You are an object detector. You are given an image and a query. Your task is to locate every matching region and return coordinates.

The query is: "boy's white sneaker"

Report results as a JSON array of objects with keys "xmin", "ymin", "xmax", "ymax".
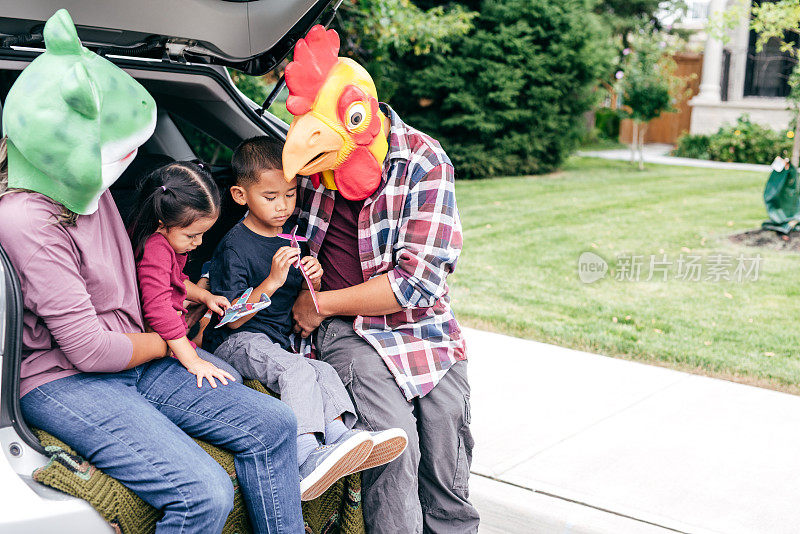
[
  {"xmin": 340, "ymin": 428, "xmax": 408, "ymax": 474},
  {"xmin": 299, "ymin": 432, "xmax": 373, "ymax": 501}
]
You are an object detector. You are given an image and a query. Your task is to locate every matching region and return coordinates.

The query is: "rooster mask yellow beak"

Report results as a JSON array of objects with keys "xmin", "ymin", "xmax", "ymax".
[{"xmin": 281, "ymin": 25, "xmax": 388, "ymax": 201}]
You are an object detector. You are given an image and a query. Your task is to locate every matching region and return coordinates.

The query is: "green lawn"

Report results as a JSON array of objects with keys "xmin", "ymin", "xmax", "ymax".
[
  {"xmin": 578, "ymin": 139, "xmax": 629, "ymax": 152},
  {"xmin": 451, "ymin": 157, "xmax": 800, "ymax": 393}
]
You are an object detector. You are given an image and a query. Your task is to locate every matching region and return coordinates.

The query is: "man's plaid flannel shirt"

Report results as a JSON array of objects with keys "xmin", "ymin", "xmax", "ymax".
[{"xmin": 294, "ymin": 104, "xmax": 466, "ymax": 400}]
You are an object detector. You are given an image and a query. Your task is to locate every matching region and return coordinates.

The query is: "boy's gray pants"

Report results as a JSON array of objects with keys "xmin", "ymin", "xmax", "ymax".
[
  {"xmin": 213, "ymin": 331, "xmax": 357, "ymax": 436},
  {"xmin": 316, "ymin": 318, "xmax": 480, "ymax": 534}
]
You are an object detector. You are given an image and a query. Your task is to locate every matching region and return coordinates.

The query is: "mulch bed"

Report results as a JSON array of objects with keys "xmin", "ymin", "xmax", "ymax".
[{"xmin": 729, "ymin": 228, "xmax": 800, "ymax": 252}]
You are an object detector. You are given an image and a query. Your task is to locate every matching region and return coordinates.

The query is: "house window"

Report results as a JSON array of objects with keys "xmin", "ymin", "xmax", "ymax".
[
  {"xmin": 686, "ymin": 0, "xmax": 710, "ymax": 22},
  {"xmin": 743, "ymin": 30, "xmax": 798, "ymax": 97}
]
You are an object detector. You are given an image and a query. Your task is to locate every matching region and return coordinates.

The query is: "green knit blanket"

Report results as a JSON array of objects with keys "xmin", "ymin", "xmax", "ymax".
[{"xmin": 31, "ymin": 380, "xmax": 365, "ymax": 534}]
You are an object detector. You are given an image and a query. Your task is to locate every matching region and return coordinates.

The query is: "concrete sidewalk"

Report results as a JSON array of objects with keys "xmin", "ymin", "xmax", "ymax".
[
  {"xmin": 464, "ymin": 327, "xmax": 800, "ymax": 534},
  {"xmin": 577, "ymin": 144, "xmax": 771, "ymax": 172}
]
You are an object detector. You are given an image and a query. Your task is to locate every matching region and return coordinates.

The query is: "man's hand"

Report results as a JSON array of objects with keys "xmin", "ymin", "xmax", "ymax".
[
  {"xmin": 291, "ymin": 275, "xmax": 403, "ymax": 336},
  {"xmin": 292, "ymin": 289, "xmax": 326, "ymax": 337}
]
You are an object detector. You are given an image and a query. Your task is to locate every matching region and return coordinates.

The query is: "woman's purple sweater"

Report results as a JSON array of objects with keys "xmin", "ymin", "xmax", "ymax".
[{"xmin": 0, "ymin": 191, "xmax": 143, "ymax": 397}]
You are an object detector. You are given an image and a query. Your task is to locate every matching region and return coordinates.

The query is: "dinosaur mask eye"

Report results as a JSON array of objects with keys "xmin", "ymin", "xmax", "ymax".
[{"xmin": 345, "ymin": 102, "xmax": 369, "ymax": 132}]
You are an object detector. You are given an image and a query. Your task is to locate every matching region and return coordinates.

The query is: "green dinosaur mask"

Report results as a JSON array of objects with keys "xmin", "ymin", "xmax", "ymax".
[{"xmin": 3, "ymin": 9, "xmax": 156, "ymax": 215}]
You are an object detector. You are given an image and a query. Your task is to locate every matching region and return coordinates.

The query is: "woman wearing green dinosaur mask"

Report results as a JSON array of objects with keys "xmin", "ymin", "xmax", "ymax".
[{"xmin": 0, "ymin": 10, "xmax": 304, "ymax": 533}]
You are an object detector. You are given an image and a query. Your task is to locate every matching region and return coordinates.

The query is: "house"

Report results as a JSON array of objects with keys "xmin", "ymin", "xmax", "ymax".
[{"xmin": 690, "ymin": 0, "xmax": 795, "ymax": 134}]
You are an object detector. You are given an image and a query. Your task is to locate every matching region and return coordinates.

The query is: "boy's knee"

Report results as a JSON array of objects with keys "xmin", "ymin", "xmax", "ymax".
[
  {"xmin": 273, "ymin": 399, "xmax": 298, "ymax": 438},
  {"xmin": 310, "ymin": 359, "xmax": 341, "ymax": 382},
  {"xmin": 286, "ymin": 357, "xmax": 317, "ymax": 381}
]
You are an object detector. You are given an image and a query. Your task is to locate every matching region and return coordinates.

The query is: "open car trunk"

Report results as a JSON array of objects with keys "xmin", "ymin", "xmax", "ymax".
[{"xmin": 0, "ymin": 0, "xmax": 337, "ymax": 75}]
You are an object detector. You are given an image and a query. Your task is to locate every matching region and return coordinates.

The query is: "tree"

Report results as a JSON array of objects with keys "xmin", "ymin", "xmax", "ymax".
[
  {"xmin": 388, "ymin": 0, "xmax": 610, "ymax": 178},
  {"xmin": 331, "ymin": 0, "xmax": 476, "ymax": 100},
  {"xmin": 595, "ymin": 0, "xmax": 678, "ymax": 35},
  {"xmin": 594, "ymin": 1, "xmax": 687, "ymax": 103},
  {"xmin": 749, "ymin": 0, "xmax": 800, "ymax": 166},
  {"xmin": 714, "ymin": 0, "xmax": 800, "ymax": 166},
  {"xmin": 229, "ymin": 71, "xmax": 293, "ymax": 124},
  {"xmin": 229, "ymin": 1, "xmax": 476, "ymax": 125},
  {"xmin": 618, "ymin": 35, "xmax": 688, "ymax": 170}
]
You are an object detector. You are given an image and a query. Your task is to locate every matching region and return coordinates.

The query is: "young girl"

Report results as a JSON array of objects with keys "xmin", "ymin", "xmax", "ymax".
[{"xmin": 128, "ymin": 162, "xmax": 239, "ymax": 388}]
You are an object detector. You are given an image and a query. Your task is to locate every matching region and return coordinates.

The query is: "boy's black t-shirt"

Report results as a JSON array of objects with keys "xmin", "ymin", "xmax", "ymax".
[{"xmin": 204, "ymin": 222, "xmax": 304, "ymax": 353}]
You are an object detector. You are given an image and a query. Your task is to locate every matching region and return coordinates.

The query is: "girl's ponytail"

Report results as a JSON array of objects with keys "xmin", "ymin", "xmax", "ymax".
[{"xmin": 127, "ymin": 161, "xmax": 220, "ymax": 259}]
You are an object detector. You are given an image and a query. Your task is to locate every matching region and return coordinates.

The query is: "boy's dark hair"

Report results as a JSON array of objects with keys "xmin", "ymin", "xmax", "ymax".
[
  {"xmin": 127, "ymin": 161, "xmax": 221, "ymax": 259},
  {"xmin": 232, "ymin": 136, "xmax": 284, "ymax": 186}
]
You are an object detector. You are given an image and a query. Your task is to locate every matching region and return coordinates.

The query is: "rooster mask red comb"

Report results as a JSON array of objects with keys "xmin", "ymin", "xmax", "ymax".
[{"xmin": 282, "ymin": 25, "xmax": 388, "ymax": 201}]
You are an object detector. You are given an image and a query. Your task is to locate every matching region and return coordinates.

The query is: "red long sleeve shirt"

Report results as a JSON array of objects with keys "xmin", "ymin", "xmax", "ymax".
[{"xmin": 136, "ymin": 233, "xmax": 190, "ymax": 341}]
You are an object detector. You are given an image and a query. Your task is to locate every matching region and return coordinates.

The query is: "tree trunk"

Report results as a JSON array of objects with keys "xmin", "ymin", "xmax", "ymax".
[
  {"xmin": 638, "ymin": 122, "xmax": 647, "ymax": 171},
  {"xmin": 792, "ymin": 115, "xmax": 800, "ymax": 168},
  {"xmin": 630, "ymin": 121, "xmax": 638, "ymax": 164}
]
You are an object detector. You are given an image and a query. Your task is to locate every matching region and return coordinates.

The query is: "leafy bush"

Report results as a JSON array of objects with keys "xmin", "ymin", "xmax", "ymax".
[
  {"xmin": 673, "ymin": 115, "xmax": 792, "ymax": 164},
  {"xmin": 229, "ymin": 71, "xmax": 294, "ymax": 125},
  {"xmin": 673, "ymin": 133, "xmax": 711, "ymax": 160},
  {"xmin": 594, "ymin": 108, "xmax": 622, "ymax": 140},
  {"xmin": 332, "ymin": 0, "xmax": 477, "ymax": 106},
  {"xmin": 387, "ymin": 0, "xmax": 609, "ymax": 178}
]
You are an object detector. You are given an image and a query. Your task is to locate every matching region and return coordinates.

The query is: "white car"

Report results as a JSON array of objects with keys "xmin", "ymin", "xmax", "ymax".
[{"xmin": 0, "ymin": 1, "xmax": 337, "ymax": 531}]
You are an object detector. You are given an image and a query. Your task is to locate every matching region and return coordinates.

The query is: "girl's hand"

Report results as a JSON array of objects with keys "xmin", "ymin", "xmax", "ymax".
[
  {"xmin": 204, "ymin": 293, "xmax": 230, "ymax": 316},
  {"xmin": 184, "ymin": 357, "xmax": 236, "ymax": 388},
  {"xmin": 267, "ymin": 246, "xmax": 301, "ymax": 288},
  {"xmin": 301, "ymin": 256, "xmax": 323, "ymax": 281}
]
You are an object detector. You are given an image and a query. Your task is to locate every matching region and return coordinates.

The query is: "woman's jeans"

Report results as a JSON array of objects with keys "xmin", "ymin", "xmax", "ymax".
[{"xmin": 21, "ymin": 357, "xmax": 303, "ymax": 534}]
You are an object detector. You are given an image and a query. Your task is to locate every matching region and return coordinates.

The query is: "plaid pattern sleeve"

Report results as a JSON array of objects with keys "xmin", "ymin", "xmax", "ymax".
[
  {"xmin": 297, "ymin": 104, "xmax": 466, "ymax": 400},
  {"xmin": 386, "ymin": 162, "xmax": 461, "ymax": 309}
]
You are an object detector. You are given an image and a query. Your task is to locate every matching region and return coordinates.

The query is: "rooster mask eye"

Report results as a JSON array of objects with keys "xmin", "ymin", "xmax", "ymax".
[{"xmin": 346, "ymin": 102, "xmax": 368, "ymax": 132}]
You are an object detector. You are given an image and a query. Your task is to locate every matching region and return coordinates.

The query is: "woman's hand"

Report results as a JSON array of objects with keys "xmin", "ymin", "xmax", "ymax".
[
  {"xmin": 184, "ymin": 357, "xmax": 236, "ymax": 388},
  {"xmin": 203, "ymin": 293, "xmax": 230, "ymax": 316}
]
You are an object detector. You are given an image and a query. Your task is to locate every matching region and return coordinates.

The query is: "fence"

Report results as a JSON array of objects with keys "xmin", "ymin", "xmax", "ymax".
[{"xmin": 619, "ymin": 52, "xmax": 703, "ymax": 145}]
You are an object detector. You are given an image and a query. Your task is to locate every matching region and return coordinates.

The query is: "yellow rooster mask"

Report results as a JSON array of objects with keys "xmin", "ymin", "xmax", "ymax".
[{"xmin": 282, "ymin": 25, "xmax": 388, "ymax": 201}]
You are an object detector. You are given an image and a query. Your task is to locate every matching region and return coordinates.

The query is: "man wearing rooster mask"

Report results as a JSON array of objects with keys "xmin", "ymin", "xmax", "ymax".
[{"xmin": 283, "ymin": 25, "xmax": 480, "ymax": 533}]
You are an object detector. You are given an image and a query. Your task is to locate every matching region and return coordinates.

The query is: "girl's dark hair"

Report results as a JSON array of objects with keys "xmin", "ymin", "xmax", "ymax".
[{"xmin": 127, "ymin": 161, "xmax": 220, "ymax": 259}]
